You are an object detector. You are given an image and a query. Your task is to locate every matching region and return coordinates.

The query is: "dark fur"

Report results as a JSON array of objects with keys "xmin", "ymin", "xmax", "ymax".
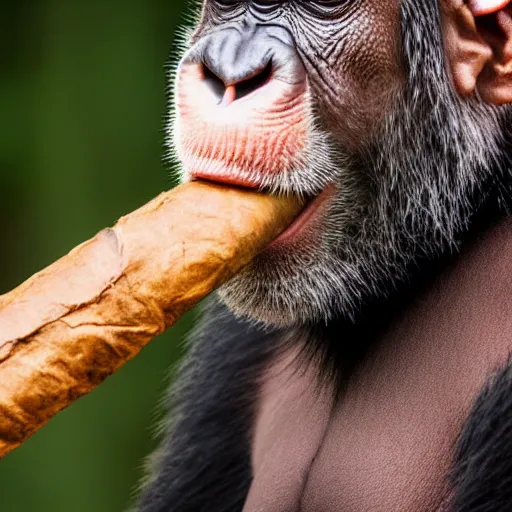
[
  {"xmin": 450, "ymin": 358, "xmax": 512, "ymax": 512},
  {"xmin": 137, "ymin": 299, "xmax": 282, "ymax": 512}
]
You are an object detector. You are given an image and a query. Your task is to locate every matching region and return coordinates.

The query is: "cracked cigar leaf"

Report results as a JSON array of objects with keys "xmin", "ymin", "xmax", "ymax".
[{"xmin": 0, "ymin": 181, "xmax": 302, "ymax": 458}]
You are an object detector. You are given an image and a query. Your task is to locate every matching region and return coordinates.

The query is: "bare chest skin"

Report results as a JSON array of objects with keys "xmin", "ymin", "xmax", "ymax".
[{"xmin": 247, "ymin": 217, "xmax": 512, "ymax": 512}]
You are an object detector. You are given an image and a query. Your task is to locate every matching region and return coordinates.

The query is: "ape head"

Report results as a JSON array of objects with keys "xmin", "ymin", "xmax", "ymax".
[{"xmin": 172, "ymin": 0, "xmax": 512, "ymax": 326}]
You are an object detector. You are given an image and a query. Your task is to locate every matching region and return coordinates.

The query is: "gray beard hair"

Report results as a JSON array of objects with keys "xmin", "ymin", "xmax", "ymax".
[{"xmin": 217, "ymin": 0, "xmax": 512, "ymax": 327}]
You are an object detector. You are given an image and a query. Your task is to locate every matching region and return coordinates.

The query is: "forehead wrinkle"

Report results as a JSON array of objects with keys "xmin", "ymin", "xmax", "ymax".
[{"xmin": 247, "ymin": 8, "xmax": 283, "ymax": 23}]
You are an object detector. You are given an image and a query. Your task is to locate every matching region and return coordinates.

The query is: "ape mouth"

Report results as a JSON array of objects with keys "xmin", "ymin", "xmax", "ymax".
[
  {"xmin": 190, "ymin": 172, "xmax": 332, "ymax": 248},
  {"xmin": 190, "ymin": 169, "xmax": 265, "ymax": 190},
  {"xmin": 268, "ymin": 184, "xmax": 333, "ymax": 248}
]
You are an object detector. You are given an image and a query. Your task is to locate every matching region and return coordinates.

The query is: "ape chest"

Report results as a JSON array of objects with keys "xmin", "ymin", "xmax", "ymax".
[{"xmin": 246, "ymin": 219, "xmax": 512, "ymax": 512}]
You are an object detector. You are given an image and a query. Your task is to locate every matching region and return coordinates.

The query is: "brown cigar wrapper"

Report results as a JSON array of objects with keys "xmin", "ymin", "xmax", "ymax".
[{"xmin": 0, "ymin": 181, "xmax": 302, "ymax": 458}]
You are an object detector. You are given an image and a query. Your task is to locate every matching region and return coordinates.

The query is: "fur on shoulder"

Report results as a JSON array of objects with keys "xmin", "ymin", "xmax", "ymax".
[{"xmin": 136, "ymin": 297, "xmax": 281, "ymax": 512}]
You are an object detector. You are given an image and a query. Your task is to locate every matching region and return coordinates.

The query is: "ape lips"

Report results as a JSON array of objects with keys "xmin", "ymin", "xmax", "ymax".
[
  {"xmin": 176, "ymin": 63, "xmax": 311, "ymax": 187},
  {"xmin": 0, "ymin": 181, "xmax": 303, "ymax": 458}
]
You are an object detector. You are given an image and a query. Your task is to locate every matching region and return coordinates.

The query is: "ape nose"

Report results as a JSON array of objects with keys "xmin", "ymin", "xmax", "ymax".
[
  {"xmin": 176, "ymin": 24, "xmax": 309, "ymax": 186},
  {"xmin": 202, "ymin": 60, "xmax": 274, "ymax": 105},
  {"xmin": 193, "ymin": 25, "xmax": 301, "ymax": 106}
]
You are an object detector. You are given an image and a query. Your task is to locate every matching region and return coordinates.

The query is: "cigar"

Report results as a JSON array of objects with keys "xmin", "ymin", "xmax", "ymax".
[{"xmin": 0, "ymin": 181, "xmax": 302, "ymax": 458}]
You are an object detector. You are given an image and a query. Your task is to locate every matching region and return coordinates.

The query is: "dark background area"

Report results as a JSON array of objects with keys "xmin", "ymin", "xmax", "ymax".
[{"xmin": 0, "ymin": 1, "xmax": 193, "ymax": 510}]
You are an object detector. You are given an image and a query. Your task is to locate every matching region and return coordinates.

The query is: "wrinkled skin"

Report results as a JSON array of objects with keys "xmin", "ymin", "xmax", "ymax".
[
  {"xmin": 173, "ymin": 0, "xmax": 510, "ymax": 326},
  {"xmin": 195, "ymin": 1, "xmax": 402, "ymax": 147}
]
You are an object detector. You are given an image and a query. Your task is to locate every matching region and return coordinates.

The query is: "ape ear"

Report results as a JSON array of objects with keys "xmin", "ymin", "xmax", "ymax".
[
  {"xmin": 443, "ymin": 0, "xmax": 512, "ymax": 104},
  {"xmin": 468, "ymin": 0, "xmax": 511, "ymax": 16}
]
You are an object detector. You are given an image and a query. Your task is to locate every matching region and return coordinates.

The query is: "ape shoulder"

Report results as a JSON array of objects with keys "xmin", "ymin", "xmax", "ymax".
[
  {"xmin": 136, "ymin": 297, "xmax": 282, "ymax": 512},
  {"xmin": 450, "ymin": 357, "xmax": 512, "ymax": 512}
]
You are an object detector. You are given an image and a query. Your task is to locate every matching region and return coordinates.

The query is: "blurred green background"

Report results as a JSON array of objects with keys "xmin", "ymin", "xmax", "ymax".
[{"xmin": 0, "ymin": 1, "xmax": 194, "ymax": 510}]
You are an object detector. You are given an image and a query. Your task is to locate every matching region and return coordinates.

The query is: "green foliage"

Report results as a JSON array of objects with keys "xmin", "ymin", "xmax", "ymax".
[{"xmin": 0, "ymin": 1, "xmax": 192, "ymax": 510}]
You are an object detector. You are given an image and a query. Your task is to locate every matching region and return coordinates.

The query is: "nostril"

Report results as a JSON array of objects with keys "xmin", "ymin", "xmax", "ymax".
[
  {"xmin": 234, "ymin": 61, "xmax": 273, "ymax": 101},
  {"xmin": 201, "ymin": 61, "xmax": 274, "ymax": 105},
  {"xmin": 202, "ymin": 64, "xmax": 227, "ymax": 104}
]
